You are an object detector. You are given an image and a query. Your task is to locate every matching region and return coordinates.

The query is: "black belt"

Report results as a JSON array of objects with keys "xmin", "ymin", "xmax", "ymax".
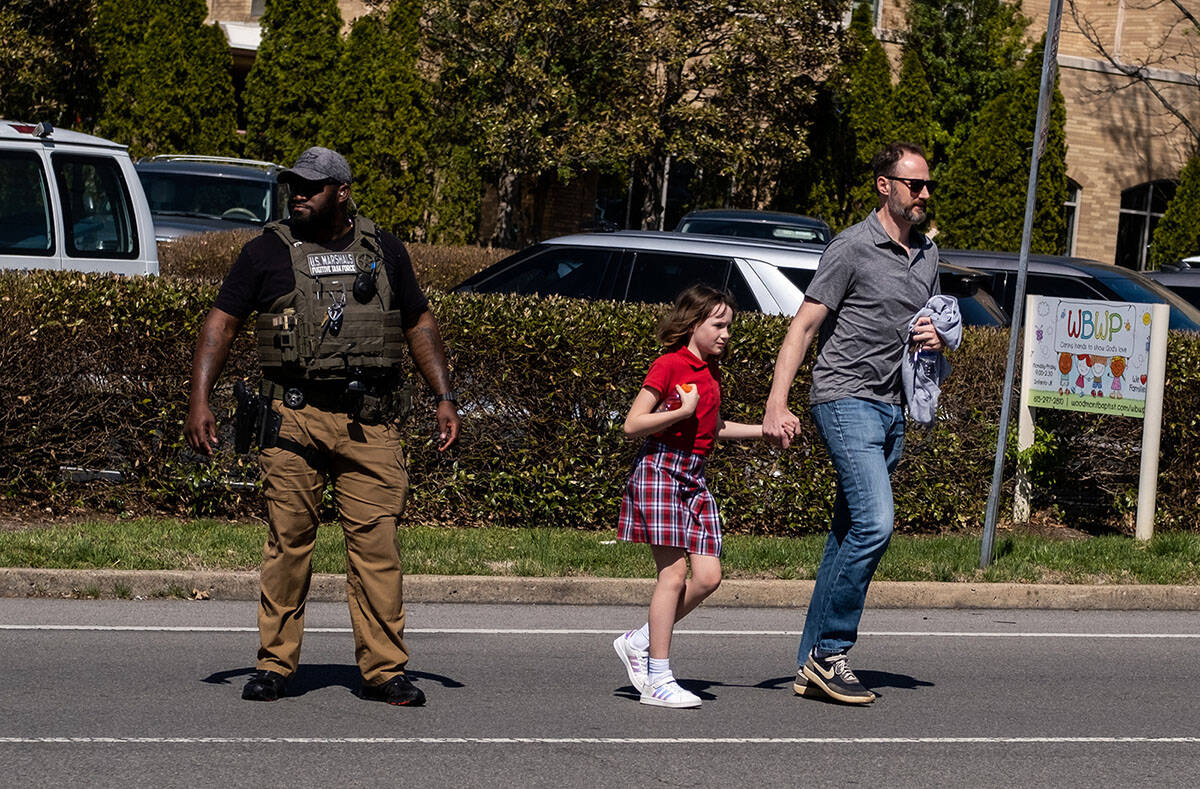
[{"xmin": 259, "ymin": 378, "xmax": 393, "ymax": 413}]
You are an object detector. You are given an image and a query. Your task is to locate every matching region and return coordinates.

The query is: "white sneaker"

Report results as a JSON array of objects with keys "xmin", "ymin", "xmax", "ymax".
[
  {"xmin": 640, "ymin": 674, "xmax": 701, "ymax": 708},
  {"xmin": 613, "ymin": 631, "xmax": 649, "ymax": 693}
]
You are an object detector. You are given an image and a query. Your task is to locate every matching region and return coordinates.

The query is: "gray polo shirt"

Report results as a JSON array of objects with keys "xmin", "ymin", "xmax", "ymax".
[{"xmin": 804, "ymin": 211, "xmax": 940, "ymax": 405}]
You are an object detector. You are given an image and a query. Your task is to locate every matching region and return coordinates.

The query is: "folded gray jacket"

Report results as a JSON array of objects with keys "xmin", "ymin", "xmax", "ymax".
[{"xmin": 901, "ymin": 294, "xmax": 962, "ymax": 427}]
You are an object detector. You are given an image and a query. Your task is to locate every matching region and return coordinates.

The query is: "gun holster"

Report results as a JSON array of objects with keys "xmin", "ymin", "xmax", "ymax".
[{"xmin": 233, "ymin": 379, "xmax": 281, "ymax": 453}]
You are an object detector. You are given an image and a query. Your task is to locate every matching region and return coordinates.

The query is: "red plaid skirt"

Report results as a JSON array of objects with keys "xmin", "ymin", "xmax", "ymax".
[{"xmin": 618, "ymin": 440, "xmax": 722, "ymax": 556}]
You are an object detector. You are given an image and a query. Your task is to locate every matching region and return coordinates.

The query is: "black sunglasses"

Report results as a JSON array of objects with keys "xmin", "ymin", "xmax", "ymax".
[
  {"xmin": 284, "ymin": 177, "xmax": 339, "ymax": 195},
  {"xmin": 884, "ymin": 175, "xmax": 937, "ymax": 195}
]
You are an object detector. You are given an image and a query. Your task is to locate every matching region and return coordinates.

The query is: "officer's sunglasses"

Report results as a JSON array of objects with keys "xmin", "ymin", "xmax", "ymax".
[
  {"xmin": 884, "ymin": 175, "xmax": 938, "ymax": 195},
  {"xmin": 285, "ymin": 177, "xmax": 339, "ymax": 197}
]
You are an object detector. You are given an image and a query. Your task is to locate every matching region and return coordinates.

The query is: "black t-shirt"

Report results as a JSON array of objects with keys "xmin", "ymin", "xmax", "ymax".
[{"xmin": 214, "ymin": 221, "xmax": 429, "ymax": 329}]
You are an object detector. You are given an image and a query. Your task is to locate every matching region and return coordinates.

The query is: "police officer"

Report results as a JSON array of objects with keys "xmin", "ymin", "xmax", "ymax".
[{"xmin": 184, "ymin": 146, "xmax": 460, "ymax": 706}]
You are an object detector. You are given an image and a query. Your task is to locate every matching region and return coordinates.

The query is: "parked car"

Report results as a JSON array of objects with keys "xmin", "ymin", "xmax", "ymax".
[
  {"xmin": 674, "ymin": 209, "xmax": 832, "ymax": 245},
  {"xmin": 940, "ymin": 249, "xmax": 1200, "ymax": 332},
  {"xmin": 454, "ymin": 231, "xmax": 1008, "ymax": 326},
  {"xmin": 1144, "ymin": 267, "xmax": 1200, "ymax": 311},
  {"xmin": 1, "ymin": 120, "xmax": 157, "ymax": 275},
  {"xmin": 134, "ymin": 154, "xmax": 285, "ymax": 242}
]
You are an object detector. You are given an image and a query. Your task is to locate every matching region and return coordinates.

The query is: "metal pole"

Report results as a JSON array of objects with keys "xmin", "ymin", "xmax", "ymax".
[
  {"xmin": 980, "ymin": 0, "xmax": 1065, "ymax": 568},
  {"xmin": 659, "ymin": 154, "xmax": 672, "ymax": 231}
]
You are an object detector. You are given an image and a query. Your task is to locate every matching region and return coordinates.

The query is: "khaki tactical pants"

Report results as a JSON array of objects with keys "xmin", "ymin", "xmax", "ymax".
[{"xmin": 256, "ymin": 400, "xmax": 410, "ymax": 686}]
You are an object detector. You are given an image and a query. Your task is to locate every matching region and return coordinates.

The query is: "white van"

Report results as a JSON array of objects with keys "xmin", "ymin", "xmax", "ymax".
[{"xmin": 0, "ymin": 120, "xmax": 158, "ymax": 275}]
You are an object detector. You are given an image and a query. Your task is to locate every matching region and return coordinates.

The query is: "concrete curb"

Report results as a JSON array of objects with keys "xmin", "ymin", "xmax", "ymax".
[{"xmin": 2, "ymin": 567, "xmax": 1199, "ymax": 610}]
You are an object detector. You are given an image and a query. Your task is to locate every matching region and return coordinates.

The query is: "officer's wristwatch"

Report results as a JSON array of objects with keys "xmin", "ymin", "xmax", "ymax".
[{"xmin": 435, "ymin": 392, "xmax": 458, "ymax": 405}]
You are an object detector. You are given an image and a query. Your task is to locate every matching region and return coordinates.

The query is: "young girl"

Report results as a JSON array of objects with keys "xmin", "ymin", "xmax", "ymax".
[{"xmin": 612, "ymin": 284, "xmax": 764, "ymax": 708}]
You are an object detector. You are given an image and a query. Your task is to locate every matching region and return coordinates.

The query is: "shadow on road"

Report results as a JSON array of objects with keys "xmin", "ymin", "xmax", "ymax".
[{"xmin": 202, "ymin": 664, "xmax": 465, "ymax": 697}]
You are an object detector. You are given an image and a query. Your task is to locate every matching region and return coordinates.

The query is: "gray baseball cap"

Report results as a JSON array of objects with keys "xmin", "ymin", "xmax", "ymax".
[{"xmin": 280, "ymin": 146, "xmax": 353, "ymax": 184}]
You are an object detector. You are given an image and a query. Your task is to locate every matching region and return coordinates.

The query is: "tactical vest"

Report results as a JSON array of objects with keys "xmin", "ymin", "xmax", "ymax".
[{"xmin": 255, "ymin": 216, "xmax": 407, "ymax": 382}]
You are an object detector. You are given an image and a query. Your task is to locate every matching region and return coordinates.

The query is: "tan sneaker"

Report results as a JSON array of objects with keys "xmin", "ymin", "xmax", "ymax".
[{"xmin": 802, "ymin": 651, "xmax": 876, "ymax": 704}]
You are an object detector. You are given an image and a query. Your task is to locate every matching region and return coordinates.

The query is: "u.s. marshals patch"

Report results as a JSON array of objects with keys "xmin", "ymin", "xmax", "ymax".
[{"xmin": 307, "ymin": 252, "xmax": 358, "ymax": 276}]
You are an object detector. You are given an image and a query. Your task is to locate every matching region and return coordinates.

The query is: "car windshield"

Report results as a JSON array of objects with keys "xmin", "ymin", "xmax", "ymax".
[
  {"xmin": 679, "ymin": 218, "xmax": 829, "ymax": 244},
  {"xmin": 1088, "ymin": 267, "xmax": 1200, "ymax": 331},
  {"xmin": 139, "ymin": 172, "xmax": 271, "ymax": 224}
]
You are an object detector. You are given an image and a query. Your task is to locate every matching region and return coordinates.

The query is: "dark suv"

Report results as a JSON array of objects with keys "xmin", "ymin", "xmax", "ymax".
[
  {"xmin": 135, "ymin": 154, "xmax": 285, "ymax": 241},
  {"xmin": 1144, "ymin": 263, "xmax": 1200, "ymax": 311},
  {"xmin": 940, "ymin": 249, "xmax": 1200, "ymax": 332},
  {"xmin": 675, "ymin": 209, "xmax": 832, "ymax": 245}
]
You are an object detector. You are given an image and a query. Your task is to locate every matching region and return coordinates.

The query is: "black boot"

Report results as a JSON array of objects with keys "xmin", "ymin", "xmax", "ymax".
[{"xmin": 242, "ymin": 670, "xmax": 288, "ymax": 701}]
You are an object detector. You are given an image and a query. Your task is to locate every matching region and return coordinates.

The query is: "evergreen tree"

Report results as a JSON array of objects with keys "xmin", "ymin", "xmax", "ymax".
[
  {"xmin": 243, "ymin": 0, "xmax": 343, "ymax": 165},
  {"xmin": 904, "ymin": 0, "xmax": 1028, "ymax": 162},
  {"xmin": 791, "ymin": 4, "xmax": 892, "ymax": 231},
  {"xmin": 936, "ymin": 38, "xmax": 1068, "ymax": 254},
  {"xmin": 1149, "ymin": 156, "xmax": 1200, "ymax": 269},
  {"xmin": 892, "ymin": 47, "xmax": 934, "ymax": 155},
  {"xmin": 0, "ymin": 0, "xmax": 98, "ymax": 127},
  {"xmin": 325, "ymin": 2, "xmax": 430, "ymax": 237},
  {"xmin": 423, "ymin": 133, "xmax": 485, "ymax": 245},
  {"xmin": 95, "ymin": 0, "xmax": 236, "ymax": 156}
]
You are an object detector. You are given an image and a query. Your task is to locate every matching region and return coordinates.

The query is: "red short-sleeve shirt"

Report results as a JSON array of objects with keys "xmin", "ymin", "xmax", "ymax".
[{"xmin": 642, "ymin": 346, "xmax": 722, "ymax": 456}]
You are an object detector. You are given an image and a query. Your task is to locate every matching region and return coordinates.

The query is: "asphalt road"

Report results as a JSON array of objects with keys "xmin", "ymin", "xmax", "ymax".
[{"xmin": 2, "ymin": 598, "xmax": 1198, "ymax": 787}]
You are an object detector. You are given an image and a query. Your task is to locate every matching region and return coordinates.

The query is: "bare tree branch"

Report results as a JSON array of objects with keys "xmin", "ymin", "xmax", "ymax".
[{"xmin": 1066, "ymin": 0, "xmax": 1199, "ymax": 149}]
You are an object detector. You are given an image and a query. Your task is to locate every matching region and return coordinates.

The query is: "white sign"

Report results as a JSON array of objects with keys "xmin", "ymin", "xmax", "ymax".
[
  {"xmin": 1016, "ymin": 296, "xmax": 1170, "ymax": 540},
  {"xmin": 1025, "ymin": 298, "xmax": 1159, "ymax": 418}
]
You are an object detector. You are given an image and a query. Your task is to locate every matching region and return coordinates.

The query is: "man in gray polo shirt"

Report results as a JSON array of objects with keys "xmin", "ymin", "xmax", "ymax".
[{"xmin": 763, "ymin": 142, "xmax": 946, "ymax": 704}]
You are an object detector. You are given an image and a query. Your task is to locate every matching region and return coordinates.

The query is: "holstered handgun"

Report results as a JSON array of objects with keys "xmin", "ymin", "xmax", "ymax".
[{"xmin": 233, "ymin": 379, "xmax": 281, "ymax": 453}]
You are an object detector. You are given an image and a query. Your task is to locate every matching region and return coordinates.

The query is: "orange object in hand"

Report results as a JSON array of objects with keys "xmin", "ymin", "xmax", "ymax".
[{"xmin": 657, "ymin": 383, "xmax": 694, "ymax": 412}]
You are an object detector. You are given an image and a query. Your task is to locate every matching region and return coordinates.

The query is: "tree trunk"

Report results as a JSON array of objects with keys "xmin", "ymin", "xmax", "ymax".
[
  {"xmin": 637, "ymin": 152, "xmax": 666, "ymax": 230},
  {"xmin": 491, "ymin": 170, "xmax": 520, "ymax": 249}
]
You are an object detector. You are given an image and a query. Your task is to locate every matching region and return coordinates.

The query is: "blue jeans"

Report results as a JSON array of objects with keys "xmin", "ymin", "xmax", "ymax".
[{"xmin": 798, "ymin": 397, "xmax": 905, "ymax": 664}]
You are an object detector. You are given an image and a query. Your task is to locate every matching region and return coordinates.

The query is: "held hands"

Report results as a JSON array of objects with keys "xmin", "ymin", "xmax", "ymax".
[
  {"xmin": 910, "ymin": 315, "xmax": 944, "ymax": 352},
  {"xmin": 763, "ymin": 402, "xmax": 800, "ymax": 448}
]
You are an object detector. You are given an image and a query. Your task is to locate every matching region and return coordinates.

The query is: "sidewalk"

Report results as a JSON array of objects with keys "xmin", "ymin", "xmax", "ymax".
[{"xmin": 2, "ymin": 567, "xmax": 1199, "ymax": 609}]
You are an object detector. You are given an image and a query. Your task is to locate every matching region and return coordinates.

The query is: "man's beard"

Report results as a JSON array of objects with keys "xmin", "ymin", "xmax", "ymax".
[
  {"xmin": 290, "ymin": 199, "xmax": 335, "ymax": 235},
  {"xmin": 889, "ymin": 191, "xmax": 926, "ymax": 225}
]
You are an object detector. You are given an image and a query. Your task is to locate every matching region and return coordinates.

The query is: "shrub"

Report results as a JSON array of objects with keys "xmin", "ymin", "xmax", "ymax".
[
  {"xmin": 3, "ymin": 271, "xmax": 1199, "ymax": 534},
  {"xmin": 157, "ymin": 231, "xmax": 504, "ymax": 292}
]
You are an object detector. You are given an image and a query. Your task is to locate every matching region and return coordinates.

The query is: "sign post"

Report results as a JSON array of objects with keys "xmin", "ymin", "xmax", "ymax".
[{"xmin": 1013, "ymin": 296, "xmax": 1169, "ymax": 539}]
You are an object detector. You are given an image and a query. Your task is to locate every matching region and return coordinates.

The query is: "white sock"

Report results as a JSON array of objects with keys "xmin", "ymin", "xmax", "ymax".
[
  {"xmin": 629, "ymin": 624, "xmax": 650, "ymax": 651},
  {"xmin": 647, "ymin": 657, "xmax": 671, "ymax": 682}
]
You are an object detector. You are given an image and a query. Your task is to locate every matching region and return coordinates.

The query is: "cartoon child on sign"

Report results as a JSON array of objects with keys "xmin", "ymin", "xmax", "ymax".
[
  {"xmin": 1109, "ymin": 356, "xmax": 1126, "ymax": 399},
  {"xmin": 1058, "ymin": 352, "xmax": 1073, "ymax": 395},
  {"xmin": 1089, "ymin": 354, "xmax": 1108, "ymax": 397},
  {"xmin": 1073, "ymin": 354, "xmax": 1090, "ymax": 397}
]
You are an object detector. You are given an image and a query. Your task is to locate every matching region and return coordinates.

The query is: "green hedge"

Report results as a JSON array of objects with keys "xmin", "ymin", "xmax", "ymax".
[{"xmin": 3, "ymin": 270, "xmax": 1199, "ymax": 534}]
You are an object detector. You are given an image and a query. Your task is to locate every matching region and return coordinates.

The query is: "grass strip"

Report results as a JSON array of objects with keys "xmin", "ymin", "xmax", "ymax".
[{"xmin": 1, "ymin": 519, "xmax": 1199, "ymax": 585}]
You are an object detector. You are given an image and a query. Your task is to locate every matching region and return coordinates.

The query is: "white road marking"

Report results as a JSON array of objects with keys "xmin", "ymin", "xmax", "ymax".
[
  {"xmin": 0, "ymin": 736, "xmax": 1198, "ymax": 745},
  {"xmin": 1, "ymin": 625, "xmax": 1199, "ymax": 638}
]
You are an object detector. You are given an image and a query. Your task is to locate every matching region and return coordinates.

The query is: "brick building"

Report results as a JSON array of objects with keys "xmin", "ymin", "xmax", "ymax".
[
  {"xmin": 207, "ymin": 0, "xmax": 1197, "ymax": 263},
  {"xmin": 875, "ymin": 0, "xmax": 1199, "ymax": 268}
]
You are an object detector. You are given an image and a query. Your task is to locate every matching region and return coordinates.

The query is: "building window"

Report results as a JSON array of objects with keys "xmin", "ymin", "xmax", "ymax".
[
  {"xmin": 1063, "ymin": 179, "xmax": 1080, "ymax": 257},
  {"xmin": 251, "ymin": 0, "xmax": 266, "ymax": 18},
  {"xmin": 1116, "ymin": 180, "xmax": 1176, "ymax": 270}
]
